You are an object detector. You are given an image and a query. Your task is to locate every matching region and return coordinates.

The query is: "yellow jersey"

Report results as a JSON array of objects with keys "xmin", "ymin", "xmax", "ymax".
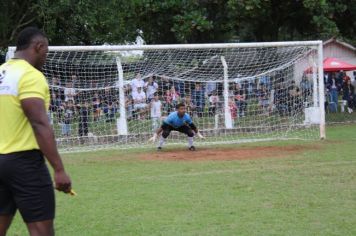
[{"xmin": 0, "ymin": 59, "xmax": 50, "ymax": 154}]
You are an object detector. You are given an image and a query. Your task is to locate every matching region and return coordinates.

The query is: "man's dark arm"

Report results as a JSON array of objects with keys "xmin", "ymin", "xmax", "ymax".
[{"xmin": 21, "ymin": 98, "xmax": 71, "ymax": 193}]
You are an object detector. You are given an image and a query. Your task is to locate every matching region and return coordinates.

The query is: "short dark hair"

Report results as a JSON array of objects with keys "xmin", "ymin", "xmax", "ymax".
[
  {"xmin": 176, "ymin": 103, "xmax": 185, "ymax": 109},
  {"xmin": 16, "ymin": 27, "xmax": 47, "ymax": 51}
]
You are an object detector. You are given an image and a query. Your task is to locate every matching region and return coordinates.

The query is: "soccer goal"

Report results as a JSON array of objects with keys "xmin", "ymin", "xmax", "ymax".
[{"xmin": 8, "ymin": 41, "xmax": 325, "ymax": 151}]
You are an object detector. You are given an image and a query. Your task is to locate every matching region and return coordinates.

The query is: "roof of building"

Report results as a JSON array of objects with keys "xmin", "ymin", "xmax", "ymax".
[{"xmin": 323, "ymin": 38, "xmax": 356, "ymax": 52}]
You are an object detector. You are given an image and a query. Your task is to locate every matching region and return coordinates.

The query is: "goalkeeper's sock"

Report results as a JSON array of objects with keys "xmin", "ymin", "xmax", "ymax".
[
  {"xmin": 188, "ymin": 136, "xmax": 194, "ymax": 147},
  {"xmin": 158, "ymin": 136, "xmax": 166, "ymax": 148}
]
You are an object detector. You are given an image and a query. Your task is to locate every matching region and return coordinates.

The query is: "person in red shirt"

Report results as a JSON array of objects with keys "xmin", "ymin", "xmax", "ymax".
[
  {"xmin": 229, "ymin": 98, "xmax": 237, "ymax": 127},
  {"xmin": 342, "ymin": 71, "xmax": 351, "ymax": 86}
]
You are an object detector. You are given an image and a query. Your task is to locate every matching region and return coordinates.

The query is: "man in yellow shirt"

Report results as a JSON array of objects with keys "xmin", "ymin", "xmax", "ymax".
[{"xmin": 0, "ymin": 27, "xmax": 72, "ymax": 236}]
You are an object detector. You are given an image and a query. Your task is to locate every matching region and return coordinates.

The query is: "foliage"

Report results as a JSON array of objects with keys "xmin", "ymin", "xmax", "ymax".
[{"xmin": 0, "ymin": 0, "xmax": 355, "ymax": 50}]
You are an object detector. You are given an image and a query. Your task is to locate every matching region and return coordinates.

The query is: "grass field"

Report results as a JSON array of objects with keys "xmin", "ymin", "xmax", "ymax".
[{"xmin": 8, "ymin": 125, "xmax": 356, "ymax": 236}]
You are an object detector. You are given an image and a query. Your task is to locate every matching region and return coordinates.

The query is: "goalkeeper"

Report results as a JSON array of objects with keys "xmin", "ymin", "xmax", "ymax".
[{"xmin": 150, "ymin": 103, "xmax": 204, "ymax": 150}]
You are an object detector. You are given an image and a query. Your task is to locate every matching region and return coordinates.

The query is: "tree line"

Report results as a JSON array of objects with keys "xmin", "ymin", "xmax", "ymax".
[{"xmin": 1, "ymin": 0, "xmax": 355, "ymax": 51}]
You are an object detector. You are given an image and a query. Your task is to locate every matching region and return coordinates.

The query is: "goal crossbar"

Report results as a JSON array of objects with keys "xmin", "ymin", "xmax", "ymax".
[{"xmin": 8, "ymin": 41, "xmax": 322, "ymax": 52}]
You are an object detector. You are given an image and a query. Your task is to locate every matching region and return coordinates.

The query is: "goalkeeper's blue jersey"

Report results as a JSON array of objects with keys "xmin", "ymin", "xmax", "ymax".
[{"xmin": 163, "ymin": 111, "xmax": 193, "ymax": 128}]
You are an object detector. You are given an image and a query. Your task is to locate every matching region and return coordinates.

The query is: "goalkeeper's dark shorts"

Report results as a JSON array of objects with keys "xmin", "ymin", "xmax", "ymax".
[
  {"xmin": 0, "ymin": 150, "xmax": 55, "ymax": 223},
  {"xmin": 161, "ymin": 122, "xmax": 195, "ymax": 138}
]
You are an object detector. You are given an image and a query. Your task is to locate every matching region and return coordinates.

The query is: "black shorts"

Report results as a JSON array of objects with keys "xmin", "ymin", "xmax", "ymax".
[
  {"xmin": 0, "ymin": 150, "xmax": 55, "ymax": 223},
  {"xmin": 161, "ymin": 123, "xmax": 194, "ymax": 137}
]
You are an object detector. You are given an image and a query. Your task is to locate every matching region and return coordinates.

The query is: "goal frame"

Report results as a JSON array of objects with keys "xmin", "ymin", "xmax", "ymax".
[{"xmin": 7, "ymin": 40, "xmax": 326, "ymax": 141}]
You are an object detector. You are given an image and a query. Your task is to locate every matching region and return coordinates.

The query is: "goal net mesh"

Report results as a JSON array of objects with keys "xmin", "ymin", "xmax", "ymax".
[{"xmin": 42, "ymin": 44, "xmax": 321, "ymax": 151}]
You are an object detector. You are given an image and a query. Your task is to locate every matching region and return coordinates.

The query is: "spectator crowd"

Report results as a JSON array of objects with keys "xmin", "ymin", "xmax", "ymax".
[
  {"xmin": 47, "ymin": 70, "xmax": 356, "ymax": 138},
  {"xmin": 324, "ymin": 71, "xmax": 356, "ymax": 113}
]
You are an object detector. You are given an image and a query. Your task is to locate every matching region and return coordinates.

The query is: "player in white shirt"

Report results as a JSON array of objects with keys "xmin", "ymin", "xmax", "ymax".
[
  {"xmin": 150, "ymin": 93, "xmax": 162, "ymax": 132},
  {"xmin": 131, "ymin": 73, "xmax": 145, "ymax": 94},
  {"xmin": 64, "ymin": 82, "xmax": 76, "ymax": 102},
  {"xmin": 145, "ymin": 76, "xmax": 158, "ymax": 101},
  {"xmin": 132, "ymin": 87, "xmax": 147, "ymax": 119}
]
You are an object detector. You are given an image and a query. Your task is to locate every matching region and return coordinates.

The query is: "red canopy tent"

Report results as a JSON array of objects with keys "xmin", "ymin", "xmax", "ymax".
[{"xmin": 305, "ymin": 57, "xmax": 356, "ymax": 73}]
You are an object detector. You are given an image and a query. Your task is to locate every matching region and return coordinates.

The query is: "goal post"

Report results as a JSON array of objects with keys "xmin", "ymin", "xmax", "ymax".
[
  {"xmin": 115, "ymin": 56, "xmax": 128, "ymax": 135},
  {"xmin": 8, "ymin": 41, "xmax": 325, "ymax": 151},
  {"xmin": 221, "ymin": 56, "xmax": 233, "ymax": 129},
  {"xmin": 317, "ymin": 42, "xmax": 326, "ymax": 139}
]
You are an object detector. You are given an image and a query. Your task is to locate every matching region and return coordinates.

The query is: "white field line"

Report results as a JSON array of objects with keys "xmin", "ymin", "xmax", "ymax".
[{"xmin": 133, "ymin": 160, "xmax": 356, "ymax": 181}]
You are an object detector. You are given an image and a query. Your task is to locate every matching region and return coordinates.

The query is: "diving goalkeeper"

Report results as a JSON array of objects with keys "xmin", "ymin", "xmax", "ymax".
[{"xmin": 149, "ymin": 103, "xmax": 204, "ymax": 150}]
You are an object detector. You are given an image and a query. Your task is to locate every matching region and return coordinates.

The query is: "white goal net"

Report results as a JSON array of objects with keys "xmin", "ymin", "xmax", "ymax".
[{"xmin": 8, "ymin": 42, "xmax": 325, "ymax": 151}]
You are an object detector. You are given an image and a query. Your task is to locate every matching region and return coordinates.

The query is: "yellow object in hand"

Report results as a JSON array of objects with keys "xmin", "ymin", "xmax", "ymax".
[{"xmin": 68, "ymin": 189, "xmax": 77, "ymax": 196}]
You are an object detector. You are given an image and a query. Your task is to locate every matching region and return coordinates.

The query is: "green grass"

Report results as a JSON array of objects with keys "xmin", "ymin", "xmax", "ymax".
[
  {"xmin": 7, "ymin": 125, "xmax": 356, "ymax": 236},
  {"xmin": 326, "ymin": 112, "xmax": 356, "ymax": 123}
]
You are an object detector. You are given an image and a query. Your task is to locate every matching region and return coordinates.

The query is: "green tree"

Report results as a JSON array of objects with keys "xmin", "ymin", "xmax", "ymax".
[
  {"xmin": 37, "ymin": 0, "xmax": 138, "ymax": 45},
  {"xmin": 0, "ymin": 0, "xmax": 39, "ymax": 49},
  {"xmin": 227, "ymin": 0, "xmax": 352, "ymax": 42},
  {"xmin": 1, "ymin": 0, "xmax": 355, "ymax": 51}
]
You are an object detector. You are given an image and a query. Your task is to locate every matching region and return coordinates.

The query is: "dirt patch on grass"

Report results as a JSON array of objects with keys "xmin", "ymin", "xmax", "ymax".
[{"xmin": 139, "ymin": 145, "xmax": 319, "ymax": 161}]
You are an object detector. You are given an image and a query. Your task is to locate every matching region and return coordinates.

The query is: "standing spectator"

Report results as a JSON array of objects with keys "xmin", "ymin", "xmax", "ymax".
[
  {"xmin": 77, "ymin": 100, "xmax": 91, "ymax": 137},
  {"xmin": 132, "ymin": 87, "xmax": 147, "ymax": 119},
  {"xmin": 229, "ymin": 98, "xmax": 237, "ymax": 127},
  {"xmin": 125, "ymin": 95, "xmax": 135, "ymax": 120},
  {"xmin": 206, "ymin": 81, "xmax": 217, "ymax": 96},
  {"xmin": 274, "ymin": 83, "xmax": 289, "ymax": 116},
  {"xmin": 64, "ymin": 82, "xmax": 76, "ymax": 102},
  {"xmin": 51, "ymin": 75, "xmax": 64, "ymax": 100},
  {"xmin": 184, "ymin": 94, "xmax": 195, "ymax": 117},
  {"xmin": 288, "ymin": 80, "xmax": 297, "ymax": 93},
  {"xmin": 164, "ymin": 87, "xmax": 180, "ymax": 114},
  {"xmin": 101, "ymin": 88, "xmax": 115, "ymax": 122},
  {"xmin": 352, "ymin": 71, "xmax": 356, "ymax": 87},
  {"xmin": 246, "ymin": 79, "xmax": 256, "ymax": 99},
  {"xmin": 337, "ymin": 71, "xmax": 344, "ymax": 89},
  {"xmin": 150, "ymin": 93, "xmax": 162, "ymax": 132},
  {"xmin": 208, "ymin": 91, "xmax": 219, "ymax": 116},
  {"xmin": 131, "ymin": 73, "xmax": 145, "ymax": 94},
  {"xmin": 61, "ymin": 100, "xmax": 75, "ymax": 136},
  {"xmin": 169, "ymin": 86, "xmax": 180, "ymax": 109},
  {"xmin": 49, "ymin": 93, "xmax": 62, "ymax": 124},
  {"xmin": 324, "ymin": 72, "xmax": 329, "ymax": 85},
  {"xmin": 158, "ymin": 76, "xmax": 171, "ymax": 94},
  {"xmin": 327, "ymin": 73, "xmax": 340, "ymax": 112},
  {"xmin": 71, "ymin": 74, "xmax": 78, "ymax": 87},
  {"xmin": 241, "ymin": 80, "xmax": 249, "ymax": 95},
  {"xmin": 174, "ymin": 80, "xmax": 185, "ymax": 97},
  {"xmin": 259, "ymin": 76, "xmax": 272, "ymax": 90},
  {"xmin": 193, "ymin": 83, "xmax": 205, "ymax": 117},
  {"xmin": 342, "ymin": 80, "xmax": 355, "ymax": 113},
  {"xmin": 235, "ymin": 88, "xmax": 247, "ymax": 117},
  {"xmin": 164, "ymin": 89, "xmax": 173, "ymax": 113},
  {"xmin": 258, "ymin": 85, "xmax": 270, "ymax": 114},
  {"xmin": 92, "ymin": 92, "xmax": 101, "ymax": 121},
  {"xmin": 290, "ymin": 87, "xmax": 303, "ymax": 112},
  {"xmin": 342, "ymin": 71, "xmax": 351, "ymax": 86},
  {"xmin": 300, "ymin": 74, "xmax": 312, "ymax": 102},
  {"xmin": 145, "ymin": 76, "xmax": 158, "ymax": 102},
  {"xmin": 287, "ymin": 82, "xmax": 301, "ymax": 113}
]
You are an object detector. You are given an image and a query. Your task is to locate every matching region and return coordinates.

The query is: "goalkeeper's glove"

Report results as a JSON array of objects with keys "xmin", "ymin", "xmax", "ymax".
[
  {"xmin": 196, "ymin": 132, "xmax": 205, "ymax": 139},
  {"xmin": 148, "ymin": 133, "xmax": 158, "ymax": 143}
]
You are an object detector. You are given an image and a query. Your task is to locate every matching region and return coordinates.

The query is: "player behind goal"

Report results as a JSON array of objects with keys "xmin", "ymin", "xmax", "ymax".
[{"xmin": 149, "ymin": 103, "xmax": 204, "ymax": 150}]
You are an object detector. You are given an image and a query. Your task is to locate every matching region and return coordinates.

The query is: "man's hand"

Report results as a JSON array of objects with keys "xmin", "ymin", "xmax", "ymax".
[
  {"xmin": 148, "ymin": 133, "xmax": 158, "ymax": 143},
  {"xmin": 196, "ymin": 132, "xmax": 205, "ymax": 139},
  {"xmin": 54, "ymin": 170, "xmax": 72, "ymax": 193}
]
